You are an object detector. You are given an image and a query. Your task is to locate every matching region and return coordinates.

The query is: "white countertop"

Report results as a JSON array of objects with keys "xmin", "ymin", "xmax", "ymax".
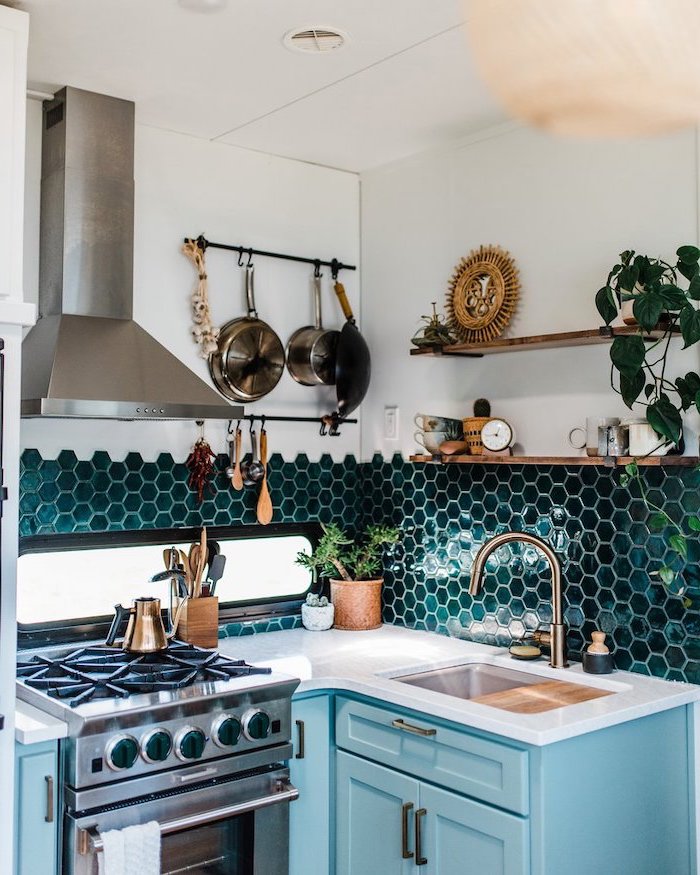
[{"xmin": 16, "ymin": 625, "xmax": 700, "ymax": 746}]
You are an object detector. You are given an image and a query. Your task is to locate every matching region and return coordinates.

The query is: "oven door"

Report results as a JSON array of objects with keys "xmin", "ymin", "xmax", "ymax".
[{"xmin": 65, "ymin": 766, "xmax": 297, "ymax": 875}]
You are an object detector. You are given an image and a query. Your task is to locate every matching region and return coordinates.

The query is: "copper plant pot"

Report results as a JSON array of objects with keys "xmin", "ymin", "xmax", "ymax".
[{"xmin": 330, "ymin": 578, "xmax": 383, "ymax": 631}]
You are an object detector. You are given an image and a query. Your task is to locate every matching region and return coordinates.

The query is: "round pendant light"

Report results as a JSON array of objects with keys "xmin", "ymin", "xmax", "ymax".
[{"xmin": 465, "ymin": 0, "xmax": 700, "ymax": 137}]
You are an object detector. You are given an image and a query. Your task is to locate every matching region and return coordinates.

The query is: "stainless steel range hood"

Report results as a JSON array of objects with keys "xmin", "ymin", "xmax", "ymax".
[{"xmin": 22, "ymin": 86, "xmax": 242, "ymax": 420}]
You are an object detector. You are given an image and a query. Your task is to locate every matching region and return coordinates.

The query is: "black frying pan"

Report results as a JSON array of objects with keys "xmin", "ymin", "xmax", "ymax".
[{"xmin": 333, "ymin": 281, "xmax": 371, "ymax": 417}]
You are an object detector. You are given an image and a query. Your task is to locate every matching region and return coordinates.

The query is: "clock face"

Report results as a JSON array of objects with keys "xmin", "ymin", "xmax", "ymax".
[{"xmin": 481, "ymin": 418, "xmax": 513, "ymax": 452}]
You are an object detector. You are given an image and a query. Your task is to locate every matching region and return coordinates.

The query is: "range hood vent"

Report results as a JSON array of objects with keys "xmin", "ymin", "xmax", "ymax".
[{"xmin": 22, "ymin": 86, "xmax": 241, "ymax": 420}]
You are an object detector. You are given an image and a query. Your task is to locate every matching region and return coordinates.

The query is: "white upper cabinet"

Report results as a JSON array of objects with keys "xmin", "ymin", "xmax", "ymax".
[{"xmin": 0, "ymin": 6, "xmax": 28, "ymax": 301}]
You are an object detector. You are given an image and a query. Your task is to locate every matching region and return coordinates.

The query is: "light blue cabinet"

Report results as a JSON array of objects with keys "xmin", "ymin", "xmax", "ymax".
[
  {"xmin": 290, "ymin": 696, "xmax": 332, "ymax": 875},
  {"xmin": 14, "ymin": 740, "xmax": 59, "ymax": 875}
]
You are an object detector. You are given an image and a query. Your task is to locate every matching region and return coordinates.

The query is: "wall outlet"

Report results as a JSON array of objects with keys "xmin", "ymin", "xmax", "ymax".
[{"xmin": 384, "ymin": 406, "xmax": 399, "ymax": 440}]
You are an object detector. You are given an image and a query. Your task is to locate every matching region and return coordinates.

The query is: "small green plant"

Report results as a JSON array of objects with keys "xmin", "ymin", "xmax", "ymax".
[
  {"xmin": 296, "ymin": 523, "xmax": 400, "ymax": 582},
  {"xmin": 620, "ymin": 460, "xmax": 700, "ymax": 604},
  {"xmin": 304, "ymin": 593, "xmax": 330, "ymax": 608},
  {"xmin": 596, "ymin": 246, "xmax": 700, "ymax": 445},
  {"xmin": 473, "ymin": 398, "xmax": 491, "ymax": 417}
]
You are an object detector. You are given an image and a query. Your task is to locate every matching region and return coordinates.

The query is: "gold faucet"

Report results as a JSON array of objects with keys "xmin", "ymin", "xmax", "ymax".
[{"xmin": 469, "ymin": 531, "xmax": 568, "ymax": 668}]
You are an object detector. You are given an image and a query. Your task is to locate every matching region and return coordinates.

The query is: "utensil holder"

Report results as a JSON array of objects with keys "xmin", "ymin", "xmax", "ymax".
[{"xmin": 178, "ymin": 597, "xmax": 219, "ymax": 649}]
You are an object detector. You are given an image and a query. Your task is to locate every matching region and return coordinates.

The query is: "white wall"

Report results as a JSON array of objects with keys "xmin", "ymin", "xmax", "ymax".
[
  {"xmin": 360, "ymin": 122, "xmax": 700, "ymax": 458},
  {"xmin": 21, "ymin": 104, "xmax": 361, "ymax": 462}
]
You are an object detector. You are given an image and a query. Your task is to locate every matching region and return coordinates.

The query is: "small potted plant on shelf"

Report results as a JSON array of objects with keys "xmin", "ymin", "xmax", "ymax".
[
  {"xmin": 595, "ymin": 246, "xmax": 700, "ymax": 447},
  {"xmin": 300, "ymin": 593, "xmax": 335, "ymax": 632},
  {"xmin": 296, "ymin": 523, "xmax": 400, "ymax": 631}
]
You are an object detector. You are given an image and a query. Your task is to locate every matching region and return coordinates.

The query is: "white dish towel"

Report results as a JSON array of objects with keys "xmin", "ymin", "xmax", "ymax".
[{"xmin": 97, "ymin": 820, "xmax": 161, "ymax": 875}]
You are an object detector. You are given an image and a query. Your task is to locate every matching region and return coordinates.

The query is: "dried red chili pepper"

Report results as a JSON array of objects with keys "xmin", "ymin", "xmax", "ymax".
[{"xmin": 186, "ymin": 437, "xmax": 217, "ymax": 504}]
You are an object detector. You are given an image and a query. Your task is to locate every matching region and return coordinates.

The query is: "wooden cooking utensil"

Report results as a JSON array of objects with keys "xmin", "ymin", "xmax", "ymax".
[
  {"xmin": 179, "ymin": 549, "xmax": 193, "ymax": 594},
  {"xmin": 231, "ymin": 426, "xmax": 243, "ymax": 491},
  {"xmin": 197, "ymin": 528, "xmax": 208, "ymax": 597},
  {"xmin": 256, "ymin": 428, "xmax": 273, "ymax": 525}
]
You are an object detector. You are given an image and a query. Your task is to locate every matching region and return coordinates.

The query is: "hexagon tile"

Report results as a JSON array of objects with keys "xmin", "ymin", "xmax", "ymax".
[{"xmin": 19, "ymin": 449, "xmax": 700, "ymax": 683}]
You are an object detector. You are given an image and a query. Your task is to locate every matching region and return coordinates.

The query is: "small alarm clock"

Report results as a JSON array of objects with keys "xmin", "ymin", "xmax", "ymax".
[{"xmin": 481, "ymin": 418, "xmax": 514, "ymax": 454}]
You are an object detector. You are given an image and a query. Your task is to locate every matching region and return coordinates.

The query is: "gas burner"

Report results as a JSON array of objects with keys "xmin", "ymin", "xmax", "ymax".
[{"xmin": 17, "ymin": 641, "xmax": 271, "ymax": 707}]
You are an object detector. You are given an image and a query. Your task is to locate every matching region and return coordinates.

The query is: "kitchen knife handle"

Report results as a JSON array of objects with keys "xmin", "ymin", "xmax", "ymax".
[
  {"xmin": 295, "ymin": 719, "xmax": 305, "ymax": 759},
  {"xmin": 415, "ymin": 807, "xmax": 427, "ymax": 866},
  {"xmin": 401, "ymin": 802, "xmax": 414, "ymax": 859},
  {"xmin": 45, "ymin": 775, "xmax": 54, "ymax": 823}
]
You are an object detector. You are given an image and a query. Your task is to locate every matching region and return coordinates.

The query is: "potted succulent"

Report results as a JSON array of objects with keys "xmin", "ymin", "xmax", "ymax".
[
  {"xmin": 595, "ymin": 246, "xmax": 700, "ymax": 447},
  {"xmin": 296, "ymin": 523, "xmax": 400, "ymax": 630},
  {"xmin": 300, "ymin": 593, "xmax": 335, "ymax": 631}
]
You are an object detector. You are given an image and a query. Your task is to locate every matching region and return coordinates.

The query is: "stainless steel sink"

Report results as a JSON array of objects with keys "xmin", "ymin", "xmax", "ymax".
[{"xmin": 393, "ymin": 662, "xmax": 542, "ymax": 700}]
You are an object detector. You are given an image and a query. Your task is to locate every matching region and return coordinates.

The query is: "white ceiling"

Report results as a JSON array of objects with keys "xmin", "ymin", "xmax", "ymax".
[{"xmin": 16, "ymin": 0, "xmax": 507, "ymax": 171}]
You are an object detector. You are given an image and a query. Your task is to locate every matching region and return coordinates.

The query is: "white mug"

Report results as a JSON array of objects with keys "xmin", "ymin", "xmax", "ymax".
[
  {"xmin": 569, "ymin": 417, "xmax": 620, "ymax": 456},
  {"xmin": 626, "ymin": 420, "xmax": 672, "ymax": 456},
  {"xmin": 414, "ymin": 430, "xmax": 447, "ymax": 454}
]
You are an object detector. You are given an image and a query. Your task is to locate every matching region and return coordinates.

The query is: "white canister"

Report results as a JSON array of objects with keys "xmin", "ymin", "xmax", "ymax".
[{"xmin": 624, "ymin": 419, "xmax": 672, "ymax": 456}]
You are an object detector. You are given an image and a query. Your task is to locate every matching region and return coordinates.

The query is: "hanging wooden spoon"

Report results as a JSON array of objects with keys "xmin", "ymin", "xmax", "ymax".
[
  {"xmin": 256, "ymin": 427, "xmax": 273, "ymax": 525},
  {"xmin": 232, "ymin": 427, "xmax": 243, "ymax": 490}
]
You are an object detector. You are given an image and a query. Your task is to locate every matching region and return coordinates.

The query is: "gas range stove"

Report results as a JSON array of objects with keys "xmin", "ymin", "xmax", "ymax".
[{"xmin": 16, "ymin": 641, "xmax": 300, "ymax": 792}]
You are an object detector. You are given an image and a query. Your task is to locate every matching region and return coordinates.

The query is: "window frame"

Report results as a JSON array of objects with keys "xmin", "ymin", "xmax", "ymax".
[{"xmin": 17, "ymin": 522, "xmax": 323, "ymax": 648}]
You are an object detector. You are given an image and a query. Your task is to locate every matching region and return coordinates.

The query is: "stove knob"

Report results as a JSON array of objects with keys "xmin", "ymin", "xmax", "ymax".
[
  {"xmin": 242, "ymin": 709, "xmax": 271, "ymax": 741},
  {"xmin": 141, "ymin": 729, "xmax": 173, "ymax": 763},
  {"xmin": 212, "ymin": 715, "xmax": 241, "ymax": 748},
  {"xmin": 106, "ymin": 734, "xmax": 139, "ymax": 771},
  {"xmin": 175, "ymin": 726, "xmax": 207, "ymax": 761}
]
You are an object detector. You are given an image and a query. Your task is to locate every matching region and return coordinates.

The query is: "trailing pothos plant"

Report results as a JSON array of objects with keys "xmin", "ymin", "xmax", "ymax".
[
  {"xmin": 595, "ymin": 246, "xmax": 700, "ymax": 446},
  {"xmin": 620, "ymin": 460, "xmax": 700, "ymax": 606}
]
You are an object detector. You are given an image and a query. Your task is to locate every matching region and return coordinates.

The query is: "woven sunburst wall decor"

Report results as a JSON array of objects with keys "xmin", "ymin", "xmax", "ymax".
[{"xmin": 446, "ymin": 245, "xmax": 520, "ymax": 344}]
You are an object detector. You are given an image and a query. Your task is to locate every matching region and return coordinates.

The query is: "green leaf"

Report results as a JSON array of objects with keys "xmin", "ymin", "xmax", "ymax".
[
  {"xmin": 619, "ymin": 473, "xmax": 630, "ymax": 487},
  {"xmin": 680, "ymin": 305, "xmax": 700, "ymax": 347},
  {"xmin": 595, "ymin": 286, "xmax": 617, "ymax": 325},
  {"xmin": 659, "ymin": 566, "xmax": 677, "ymax": 585},
  {"xmin": 620, "ymin": 370, "xmax": 646, "ymax": 408},
  {"xmin": 658, "ymin": 284, "xmax": 688, "ymax": 310},
  {"xmin": 689, "ymin": 274, "xmax": 700, "ymax": 301},
  {"xmin": 625, "ymin": 461, "xmax": 638, "ymax": 475},
  {"xmin": 632, "ymin": 293, "xmax": 664, "ymax": 332},
  {"xmin": 610, "ymin": 334, "xmax": 646, "ymax": 379},
  {"xmin": 677, "ymin": 260, "xmax": 698, "ymax": 282},
  {"xmin": 669, "ymin": 534, "xmax": 689, "ymax": 559},
  {"xmin": 647, "ymin": 396, "xmax": 683, "ymax": 445},
  {"xmin": 644, "ymin": 383, "xmax": 655, "ymax": 399},
  {"xmin": 688, "ymin": 517, "xmax": 700, "ymax": 532},
  {"xmin": 618, "ymin": 263, "xmax": 639, "ymax": 292},
  {"xmin": 675, "ymin": 373, "xmax": 700, "ymax": 410},
  {"xmin": 677, "ymin": 245, "xmax": 700, "ymax": 265},
  {"xmin": 649, "ymin": 512, "xmax": 669, "ymax": 532},
  {"xmin": 645, "ymin": 263, "xmax": 668, "ymax": 283},
  {"xmin": 696, "ymin": 389, "xmax": 700, "ymax": 416}
]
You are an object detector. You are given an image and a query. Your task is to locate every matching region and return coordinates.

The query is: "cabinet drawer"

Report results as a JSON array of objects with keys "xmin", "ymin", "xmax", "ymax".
[{"xmin": 336, "ymin": 697, "xmax": 529, "ymax": 815}]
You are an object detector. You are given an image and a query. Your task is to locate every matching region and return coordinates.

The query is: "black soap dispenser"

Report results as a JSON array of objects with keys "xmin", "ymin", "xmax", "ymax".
[{"xmin": 582, "ymin": 631, "xmax": 615, "ymax": 674}]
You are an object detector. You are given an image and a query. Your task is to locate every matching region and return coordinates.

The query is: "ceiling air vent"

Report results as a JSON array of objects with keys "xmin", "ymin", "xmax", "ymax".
[{"xmin": 283, "ymin": 27, "xmax": 348, "ymax": 54}]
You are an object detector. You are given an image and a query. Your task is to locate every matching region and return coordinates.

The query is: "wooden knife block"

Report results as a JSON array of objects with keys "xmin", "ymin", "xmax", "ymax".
[{"xmin": 178, "ymin": 597, "xmax": 219, "ymax": 649}]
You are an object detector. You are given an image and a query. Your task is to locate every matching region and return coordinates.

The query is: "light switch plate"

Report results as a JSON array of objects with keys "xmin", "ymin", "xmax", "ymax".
[{"xmin": 384, "ymin": 406, "xmax": 399, "ymax": 440}]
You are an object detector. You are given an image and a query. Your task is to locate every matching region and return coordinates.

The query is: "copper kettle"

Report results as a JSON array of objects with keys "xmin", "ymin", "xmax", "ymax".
[{"xmin": 105, "ymin": 571, "xmax": 188, "ymax": 653}]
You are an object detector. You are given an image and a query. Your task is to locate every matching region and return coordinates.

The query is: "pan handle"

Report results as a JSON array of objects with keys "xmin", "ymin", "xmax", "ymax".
[
  {"xmin": 334, "ymin": 281, "xmax": 355, "ymax": 323},
  {"xmin": 245, "ymin": 265, "xmax": 258, "ymax": 319},
  {"xmin": 314, "ymin": 273, "xmax": 323, "ymax": 330}
]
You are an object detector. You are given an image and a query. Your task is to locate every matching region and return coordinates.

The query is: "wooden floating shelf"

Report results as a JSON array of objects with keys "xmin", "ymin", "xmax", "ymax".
[
  {"xmin": 409, "ymin": 454, "xmax": 699, "ymax": 468},
  {"xmin": 410, "ymin": 326, "xmax": 678, "ymax": 358}
]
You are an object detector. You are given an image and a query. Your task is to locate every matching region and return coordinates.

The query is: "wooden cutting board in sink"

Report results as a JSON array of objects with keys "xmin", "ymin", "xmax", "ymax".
[{"xmin": 471, "ymin": 680, "xmax": 613, "ymax": 713}]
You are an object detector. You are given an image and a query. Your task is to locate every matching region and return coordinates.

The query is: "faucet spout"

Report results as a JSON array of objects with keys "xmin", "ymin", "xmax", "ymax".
[{"xmin": 469, "ymin": 531, "xmax": 568, "ymax": 668}]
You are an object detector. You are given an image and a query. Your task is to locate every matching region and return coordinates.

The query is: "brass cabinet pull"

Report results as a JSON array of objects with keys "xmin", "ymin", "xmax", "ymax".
[
  {"xmin": 295, "ymin": 719, "xmax": 305, "ymax": 759},
  {"xmin": 45, "ymin": 775, "xmax": 54, "ymax": 823},
  {"xmin": 401, "ymin": 802, "xmax": 414, "ymax": 859},
  {"xmin": 391, "ymin": 718, "xmax": 436, "ymax": 737},
  {"xmin": 415, "ymin": 807, "xmax": 427, "ymax": 866}
]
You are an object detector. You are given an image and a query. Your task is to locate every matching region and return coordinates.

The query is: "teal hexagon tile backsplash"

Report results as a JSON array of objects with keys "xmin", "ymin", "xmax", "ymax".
[{"xmin": 19, "ymin": 449, "xmax": 700, "ymax": 682}]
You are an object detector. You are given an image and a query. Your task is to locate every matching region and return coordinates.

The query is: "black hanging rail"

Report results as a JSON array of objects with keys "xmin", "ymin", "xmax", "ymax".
[
  {"xmin": 226, "ymin": 413, "xmax": 357, "ymax": 438},
  {"xmin": 187, "ymin": 235, "xmax": 356, "ymax": 278}
]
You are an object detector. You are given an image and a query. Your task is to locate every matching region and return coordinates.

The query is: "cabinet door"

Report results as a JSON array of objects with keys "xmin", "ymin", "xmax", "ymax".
[
  {"xmin": 336, "ymin": 750, "xmax": 419, "ymax": 875},
  {"xmin": 420, "ymin": 783, "xmax": 529, "ymax": 875},
  {"xmin": 14, "ymin": 741, "xmax": 59, "ymax": 875},
  {"xmin": 289, "ymin": 697, "xmax": 331, "ymax": 875}
]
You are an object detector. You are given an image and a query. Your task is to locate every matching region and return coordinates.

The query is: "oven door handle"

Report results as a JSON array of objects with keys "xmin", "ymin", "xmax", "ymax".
[{"xmin": 78, "ymin": 781, "xmax": 299, "ymax": 855}]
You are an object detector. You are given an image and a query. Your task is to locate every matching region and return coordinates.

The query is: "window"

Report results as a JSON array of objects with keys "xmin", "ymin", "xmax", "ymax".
[{"xmin": 18, "ymin": 523, "xmax": 321, "ymax": 647}]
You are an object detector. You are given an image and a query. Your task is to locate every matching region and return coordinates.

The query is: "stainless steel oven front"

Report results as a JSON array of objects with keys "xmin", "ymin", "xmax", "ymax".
[{"xmin": 64, "ymin": 751, "xmax": 298, "ymax": 875}]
